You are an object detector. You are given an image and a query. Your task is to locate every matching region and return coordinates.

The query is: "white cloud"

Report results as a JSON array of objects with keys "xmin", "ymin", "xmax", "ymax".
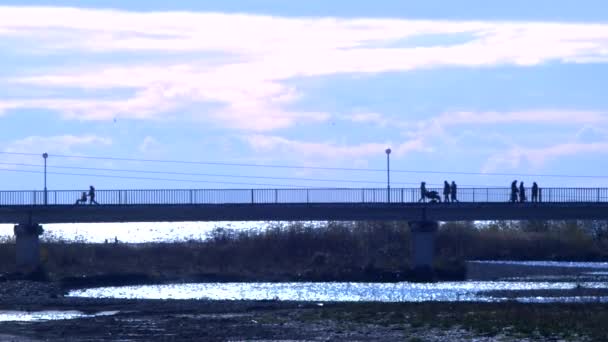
[
  {"xmin": 1, "ymin": 7, "xmax": 608, "ymax": 130},
  {"xmin": 0, "ymin": 134, "xmax": 112, "ymax": 171},
  {"xmin": 482, "ymin": 142, "xmax": 608, "ymax": 172},
  {"xmin": 576, "ymin": 125, "xmax": 608, "ymax": 143},
  {"xmin": 345, "ymin": 112, "xmax": 391, "ymax": 126},
  {"xmin": 245, "ymin": 134, "xmax": 428, "ymax": 160},
  {"xmin": 138, "ymin": 136, "xmax": 161, "ymax": 154},
  {"xmin": 4, "ymin": 135, "xmax": 112, "ymax": 155},
  {"xmin": 434, "ymin": 110, "xmax": 608, "ymax": 125}
]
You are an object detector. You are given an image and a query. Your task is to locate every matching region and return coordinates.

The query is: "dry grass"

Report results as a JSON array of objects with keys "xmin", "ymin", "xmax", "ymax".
[{"xmin": 0, "ymin": 220, "xmax": 606, "ymax": 280}]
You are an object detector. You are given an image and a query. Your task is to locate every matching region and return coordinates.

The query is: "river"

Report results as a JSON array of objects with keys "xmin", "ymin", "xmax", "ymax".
[{"xmin": 2, "ymin": 260, "xmax": 607, "ymax": 323}]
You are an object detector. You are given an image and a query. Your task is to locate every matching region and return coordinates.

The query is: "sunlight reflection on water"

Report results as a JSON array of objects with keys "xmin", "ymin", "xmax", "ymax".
[
  {"xmin": 470, "ymin": 260, "xmax": 608, "ymax": 269},
  {"xmin": 0, "ymin": 310, "xmax": 119, "ymax": 322},
  {"xmin": 68, "ymin": 281, "xmax": 608, "ymax": 303}
]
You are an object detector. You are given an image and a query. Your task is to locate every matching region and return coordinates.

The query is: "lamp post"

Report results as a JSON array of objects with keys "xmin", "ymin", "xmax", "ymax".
[
  {"xmin": 42, "ymin": 153, "xmax": 48, "ymax": 205},
  {"xmin": 385, "ymin": 148, "xmax": 391, "ymax": 203}
]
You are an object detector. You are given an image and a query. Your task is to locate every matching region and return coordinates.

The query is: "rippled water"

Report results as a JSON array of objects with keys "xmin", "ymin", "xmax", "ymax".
[
  {"xmin": 68, "ymin": 281, "xmax": 608, "ymax": 303},
  {"xmin": 471, "ymin": 260, "xmax": 608, "ymax": 269},
  {"xmin": 0, "ymin": 310, "xmax": 119, "ymax": 322}
]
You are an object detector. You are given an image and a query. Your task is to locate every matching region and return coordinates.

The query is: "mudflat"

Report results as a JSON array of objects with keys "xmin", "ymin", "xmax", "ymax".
[{"xmin": 0, "ymin": 282, "xmax": 607, "ymax": 341}]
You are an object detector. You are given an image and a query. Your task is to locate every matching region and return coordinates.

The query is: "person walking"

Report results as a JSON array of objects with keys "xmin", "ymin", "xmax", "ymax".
[
  {"xmin": 443, "ymin": 181, "xmax": 451, "ymax": 203},
  {"xmin": 451, "ymin": 181, "xmax": 459, "ymax": 202},
  {"xmin": 519, "ymin": 181, "xmax": 526, "ymax": 203},
  {"xmin": 89, "ymin": 185, "xmax": 99, "ymax": 205},
  {"xmin": 510, "ymin": 180, "xmax": 519, "ymax": 203},
  {"xmin": 532, "ymin": 182, "xmax": 539, "ymax": 202},
  {"xmin": 419, "ymin": 182, "xmax": 427, "ymax": 202}
]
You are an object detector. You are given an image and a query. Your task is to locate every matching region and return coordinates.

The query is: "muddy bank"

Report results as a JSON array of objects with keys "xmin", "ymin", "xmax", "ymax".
[
  {"xmin": 0, "ymin": 280, "xmax": 607, "ymax": 340},
  {"xmin": 1, "ymin": 295, "xmax": 607, "ymax": 341}
]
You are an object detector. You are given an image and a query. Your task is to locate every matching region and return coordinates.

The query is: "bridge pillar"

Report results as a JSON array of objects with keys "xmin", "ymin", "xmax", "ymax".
[
  {"xmin": 14, "ymin": 223, "xmax": 44, "ymax": 270},
  {"xmin": 409, "ymin": 221, "xmax": 438, "ymax": 270}
]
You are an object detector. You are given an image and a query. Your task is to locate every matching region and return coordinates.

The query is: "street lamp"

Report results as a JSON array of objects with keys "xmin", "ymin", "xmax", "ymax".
[
  {"xmin": 385, "ymin": 148, "xmax": 391, "ymax": 202},
  {"xmin": 42, "ymin": 153, "xmax": 48, "ymax": 205}
]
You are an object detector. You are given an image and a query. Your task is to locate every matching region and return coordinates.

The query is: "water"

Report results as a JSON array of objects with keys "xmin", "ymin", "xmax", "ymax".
[
  {"xmin": 470, "ymin": 260, "xmax": 608, "ymax": 269},
  {"xmin": 0, "ymin": 221, "xmax": 265, "ymax": 243},
  {"xmin": 3, "ymin": 261, "xmax": 607, "ymax": 322},
  {"xmin": 66, "ymin": 260, "xmax": 608, "ymax": 304},
  {"xmin": 0, "ymin": 310, "xmax": 119, "ymax": 322},
  {"xmin": 68, "ymin": 281, "xmax": 608, "ymax": 303}
]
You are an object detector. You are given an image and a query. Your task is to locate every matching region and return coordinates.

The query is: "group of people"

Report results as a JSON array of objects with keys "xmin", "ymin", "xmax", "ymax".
[
  {"xmin": 75, "ymin": 185, "xmax": 99, "ymax": 205},
  {"xmin": 419, "ymin": 180, "xmax": 541, "ymax": 203},
  {"xmin": 511, "ymin": 180, "xmax": 540, "ymax": 203},
  {"xmin": 419, "ymin": 181, "xmax": 459, "ymax": 203}
]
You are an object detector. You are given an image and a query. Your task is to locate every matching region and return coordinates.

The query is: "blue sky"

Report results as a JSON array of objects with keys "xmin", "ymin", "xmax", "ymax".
[{"xmin": 2, "ymin": 1, "xmax": 608, "ymax": 192}]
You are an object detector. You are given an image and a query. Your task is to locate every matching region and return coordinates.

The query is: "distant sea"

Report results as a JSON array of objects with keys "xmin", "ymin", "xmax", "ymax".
[{"xmin": 0, "ymin": 221, "xmax": 269, "ymax": 243}]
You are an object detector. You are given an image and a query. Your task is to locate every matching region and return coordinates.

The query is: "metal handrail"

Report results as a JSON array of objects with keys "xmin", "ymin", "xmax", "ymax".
[{"xmin": 0, "ymin": 187, "xmax": 607, "ymax": 206}]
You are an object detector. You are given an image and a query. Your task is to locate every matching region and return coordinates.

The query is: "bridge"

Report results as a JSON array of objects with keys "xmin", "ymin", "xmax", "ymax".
[
  {"xmin": 1, "ymin": 187, "xmax": 608, "ymax": 224},
  {"xmin": 3, "ymin": 187, "xmax": 608, "ymax": 270}
]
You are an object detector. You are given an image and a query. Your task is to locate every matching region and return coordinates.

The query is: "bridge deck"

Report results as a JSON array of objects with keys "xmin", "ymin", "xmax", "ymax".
[
  {"xmin": 1, "ymin": 187, "xmax": 608, "ymax": 223},
  {"xmin": 2, "ymin": 202, "xmax": 608, "ymax": 224},
  {"xmin": 1, "ymin": 187, "xmax": 608, "ymax": 206}
]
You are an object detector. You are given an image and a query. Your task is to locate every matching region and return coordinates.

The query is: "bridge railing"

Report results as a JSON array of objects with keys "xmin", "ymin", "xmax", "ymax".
[{"xmin": 1, "ymin": 187, "xmax": 608, "ymax": 206}]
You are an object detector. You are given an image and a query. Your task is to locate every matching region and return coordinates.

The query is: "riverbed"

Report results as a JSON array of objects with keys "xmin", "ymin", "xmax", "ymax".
[{"xmin": 1, "ymin": 260, "xmax": 608, "ymax": 340}]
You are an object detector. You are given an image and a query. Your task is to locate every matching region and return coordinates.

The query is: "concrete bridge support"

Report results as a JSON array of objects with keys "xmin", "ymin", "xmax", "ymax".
[
  {"xmin": 409, "ymin": 221, "xmax": 438, "ymax": 270},
  {"xmin": 14, "ymin": 223, "xmax": 43, "ymax": 270}
]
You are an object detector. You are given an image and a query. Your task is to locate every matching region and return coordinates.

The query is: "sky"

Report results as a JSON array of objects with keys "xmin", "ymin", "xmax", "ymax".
[{"xmin": 2, "ymin": 0, "xmax": 608, "ymax": 194}]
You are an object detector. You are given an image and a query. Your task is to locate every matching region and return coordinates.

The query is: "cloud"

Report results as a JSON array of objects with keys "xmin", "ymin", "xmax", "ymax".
[
  {"xmin": 0, "ymin": 134, "xmax": 112, "ymax": 171},
  {"xmin": 345, "ymin": 112, "xmax": 391, "ymax": 126},
  {"xmin": 4, "ymin": 135, "xmax": 112, "ymax": 154},
  {"xmin": 245, "ymin": 134, "xmax": 428, "ymax": 160},
  {"xmin": 138, "ymin": 136, "xmax": 162, "ymax": 154},
  {"xmin": 482, "ymin": 142, "xmax": 608, "ymax": 172},
  {"xmin": 1, "ymin": 6, "xmax": 608, "ymax": 130},
  {"xmin": 434, "ymin": 110, "xmax": 608, "ymax": 126}
]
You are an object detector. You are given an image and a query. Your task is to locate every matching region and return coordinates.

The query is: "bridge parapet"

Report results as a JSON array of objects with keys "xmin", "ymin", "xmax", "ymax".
[{"xmin": 1, "ymin": 187, "xmax": 608, "ymax": 206}]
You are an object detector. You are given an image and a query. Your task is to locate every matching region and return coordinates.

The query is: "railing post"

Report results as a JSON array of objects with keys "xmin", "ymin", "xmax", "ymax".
[
  {"xmin": 306, "ymin": 189, "xmax": 309, "ymax": 203},
  {"xmin": 401, "ymin": 188, "xmax": 404, "ymax": 203},
  {"xmin": 190, "ymin": 190, "xmax": 193, "ymax": 204},
  {"xmin": 275, "ymin": 189, "xmax": 278, "ymax": 204},
  {"xmin": 598, "ymin": 188, "xmax": 600, "ymax": 203},
  {"xmin": 362, "ymin": 189, "xmax": 365, "ymax": 203},
  {"xmin": 251, "ymin": 189, "xmax": 254, "ymax": 204}
]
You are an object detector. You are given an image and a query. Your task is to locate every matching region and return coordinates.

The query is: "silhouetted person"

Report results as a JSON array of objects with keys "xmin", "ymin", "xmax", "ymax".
[
  {"xmin": 510, "ymin": 180, "xmax": 518, "ymax": 203},
  {"xmin": 74, "ymin": 191, "xmax": 87, "ymax": 205},
  {"xmin": 419, "ymin": 182, "xmax": 427, "ymax": 202},
  {"xmin": 114, "ymin": 236, "xmax": 118, "ymax": 244},
  {"xmin": 519, "ymin": 181, "xmax": 526, "ymax": 203},
  {"xmin": 443, "ymin": 181, "xmax": 451, "ymax": 203},
  {"xmin": 532, "ymin": 182, "xmax": 539, "ymax": 202},
  {"xmin": 451, "ymin": 181, "xmax": 459, "ymax": 202},
  {"xmin": 89, "ymin": 185, "xmax": 99, "ymax": 205}
]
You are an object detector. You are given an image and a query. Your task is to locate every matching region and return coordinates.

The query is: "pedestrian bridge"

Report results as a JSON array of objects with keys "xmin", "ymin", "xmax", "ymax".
[{"xmin": 1, "ymin": 187, "xmax": 608, "ymax": 224}]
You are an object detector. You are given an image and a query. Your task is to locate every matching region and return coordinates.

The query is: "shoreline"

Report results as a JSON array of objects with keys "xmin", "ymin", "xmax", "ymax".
[
  {"xmin": 2, "ymin": 293, "xmax": 608, "ymax": 341},
  {"xmin": 2, "ymin": 280, "xmax": 608, "ymax": 340}
]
